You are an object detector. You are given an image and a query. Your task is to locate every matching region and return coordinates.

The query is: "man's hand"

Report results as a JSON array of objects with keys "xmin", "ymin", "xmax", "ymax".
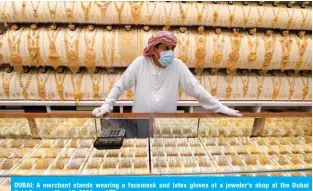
[
  {"xmin": 216, "ymin": 106, "xmax": 242, "ymax": 117},
  {"xmin": 92, "ymin": 104, "xmax": 111, "ymax": 117}
]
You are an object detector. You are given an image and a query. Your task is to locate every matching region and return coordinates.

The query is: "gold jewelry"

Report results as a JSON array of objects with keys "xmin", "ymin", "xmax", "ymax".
[
  {"xmin": 227, "ymin": 4, "xmax": 237, "ymax": 28},
  {"xmin": 227, "ymin": 31, "xmax": 242, "ymax": 71},
  {"xmin": 54, "ymin": 70, "xmax": 67, "ymax": 101},
  {"xmin": 287, "ymin": 75, "xmax": 296, "ymax": 101},
  {"xmin": 285, "ymin": 8, "xmax": 295, "ymax": 30},
  {"xmin": 2, "ymin": 72, "xmax": 15, "ymax": 98},
  {"xmin": 84, "ymin": 29, "xmax": 97, "ymax": 72},
  {"xmin": 47, "ymin": 1, "xmax": 58, "ymax": 19},
  {"xmin": 295, "ymin": 36, "xmax": 309, "ymax": 72},
  {"xmin": 89, "ymin": 70, "xmax": 102, "ymax": 101},
  {"xmin": 71, "ymin": 71, "xmax": 86, "ymax": 104},
  {"xmin": 46, "ymin": 28, "xmax": 62, "ymax": 68},
  {"xmin": 196, "ymin": 2, "xmax": 206, "ymax": 23},
  {"xmin": 208, "ymin": 74, "xmax": 219, "ymax": 97},
  {"xmin": 0, "ymin": 32, "xmax": 4, "ymax": 62},
  {"xmin": 195, "ymin": 31, "xmax": 207, "ymax": 74},
  {"xmin": 30, "ymin": 1, "xmax": 40, "ymax": 18},
  {"xmin": 36, "ymin": 70, "xmax": 51, "ymax": 101},
  {"xmin": 256, "ymin": 6, "xmax": 266, "ymax": 27},
  {"xmin": 106, "ymin": 71, "xmax": 117, "ymax": 96},
  {"xmin": 225, "ymin": 72, "xmax": 235, "ymax": 101},
  {"xmin": 95, "ymin": 2, "xmax": 110, "ymax": 18},
  {"xmin": 301, "ymin": 75, "xmax": 310, "ymax": 101},
  {"xmin": 271, "ymin": 77, "xmax": 282, "ymax": 100},
  {"xmin": 164, "ymin": 2, "xmax": 174, "ymax": 27},
  {"xmin": 272, "ymin": 6, "xmax": 280, "ymax": 29},
  {"xmin": 241, "ymin": 5, "xmax": 251, "ymax": 28},
  {"xmin": 64, "ymin": 1, "xmax": 75, "ymax": 20},
  {"xmin": 177, "ymin": 32, "xmax": 190, "ymax": 64},
  {"xmin": 212, "ymin": 2, "xmax": 221, "ymax": 27},
  {"xmin": 81, "ymin": 1, "xmax": 91, "ymax": 20},
  {"xmin": 114, "ymin": 2, "xmax": 125, "ymax": 23},
  {"xmin": 178, "ymin": 2, "xmax": 189, "ymax": 23},
  {"xmin": 18, "ymin": 71, "xmax": 34, "ymax": 101},
  {"xmin": 27, "ymin": 28, "xmax": 43, "ymax": 67},
  {"xmin": 280, "ymin": 34, "xmax": 293, "ymax": 71},
  {"xmin": 240, "ymin": 74, "xmax": 250, "ymax": 98},
  {"xmin": 145, "ymin": 1, "xmax": 156, "ymax": 22},
  {"xmin": 0, "ymin": 2, "xmax": 7, "ymax": 27},
  {"xmin": 247, "ymin": 33, "xmax": 259, "ymax": 70},
  {"xmin": 212, "ymin": 32, "xmax": 225, "ymax": 67},
  {"xmin": 256, "ymin": 74, "xmax": 265, "ymax": 100},
  {"xmin": 262, "ymin": 34, "xmax": 277, "ymax": 72},
  {"xmin": 8, "ymin": 29, "xmax": 24, "ymax": 73},
  {"xmin": 300, "ymin": 8, "xmax": 309, "ymax": 28},
  {"xmin": 129, "ymin": 2, "xmax": 144, "ymax": 24},
  {"xmin": 64, "ymin": 29, "xmax": 81, "ymax": 73},
  {"xmin": 102, "ymin": 29, "xmax": 116, "ymax": 68}
]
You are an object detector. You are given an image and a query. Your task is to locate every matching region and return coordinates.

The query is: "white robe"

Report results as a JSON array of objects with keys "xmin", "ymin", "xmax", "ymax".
[{"xmin": 104, "ymin": 56, "xmax": 224, "ymax": 112}]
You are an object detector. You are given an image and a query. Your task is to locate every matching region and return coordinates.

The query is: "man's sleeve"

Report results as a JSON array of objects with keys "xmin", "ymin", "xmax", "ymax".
[{"xmin": 178, "ymin": 63, "xmax": 224, "ymax": 112}]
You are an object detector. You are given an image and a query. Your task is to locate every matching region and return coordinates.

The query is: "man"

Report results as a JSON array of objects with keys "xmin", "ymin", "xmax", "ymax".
[{"xmin": 92, "ymin": 31, "xmax": 241, "ymax": 137}]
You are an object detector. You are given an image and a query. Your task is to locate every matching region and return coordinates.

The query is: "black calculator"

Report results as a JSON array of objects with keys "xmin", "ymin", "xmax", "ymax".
[{"xmin": 94, "ymin": 129, "xmax": 126, "ymax": 150}]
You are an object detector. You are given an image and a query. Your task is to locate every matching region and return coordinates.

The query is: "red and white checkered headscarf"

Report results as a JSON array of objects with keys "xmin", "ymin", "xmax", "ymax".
[{"xmin": 143, "ymin": 31, "xmax": 177, "ymax": 57}]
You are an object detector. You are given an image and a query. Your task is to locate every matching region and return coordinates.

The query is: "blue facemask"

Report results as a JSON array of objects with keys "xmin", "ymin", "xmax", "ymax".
[{"xmin": 158, "ymin": 50, "xmax": 174, "ymax": 67}]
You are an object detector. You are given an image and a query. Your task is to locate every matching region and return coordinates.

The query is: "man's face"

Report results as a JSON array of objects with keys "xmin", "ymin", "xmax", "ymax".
[{"xmin": 153, "ymin": 44, "xmax": 175, "ymax": 59}]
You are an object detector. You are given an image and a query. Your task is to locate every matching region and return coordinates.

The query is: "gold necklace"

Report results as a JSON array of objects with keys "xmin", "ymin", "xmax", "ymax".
[
  {"xmin": 212, "ymin": 32, "xmax": 225, "ymax": 67},
  {"xmin": 71, "ymin": 71, "xmax": 86, "ymax": 104},
  {"xmin": 64, "ymin": 1, "xmax": 75, "ymax": 19},
  {"xmin": 164, "ymin": 2, "xmax": 174, "ymax": 27},
  {"xmin": 89, "ymin": 71, "xmax": 102, "ymax": 101},
  {"xmin": 179, "ymin": 2, "xmax": 189, "ymax": 23},
  {"xmin": 84, "ymin": 29, "xmax": 98, "ymax": 72},
  {"xmin": 272, "ymin": 6, "xmax": 280, "ymax": 28},
  {"xmin": 256, "ymin": 6, "xmax": 266, "ymax": 27},
  {"xmin": 300, "ymin": 8, "xmax": 309, "ymax": 28},
  {"xmin": 30, "ymin": 1, "xmax": 40, "ymax": 18},
  {"xmin": 240, "ymin": 74, "xmax": 250, "ymax": 98},
  {"xmin": 196, "ymin": 2, "xmax": 206, "ymax": 23},
  {"xmin": 64, "ymin": 29, "xmax": 81, "ymax": 73},
  {"xmin": 129, "ymin": 2, "xmax": 144, "ymax": 24},
  {"xmin": 295, "ymin": 36, "xmax": 309, "ymax": 71},
  {"xmin": 286, "ymin": 76, "xmax": 296, "ymax": 101},
  {"xmin": 247, "ymin": 34, "xmax": 259, "ymax": 70},
  {"xmin": 2, "ymin": 72, "xmax": 15, "ymax": 98},
  {"xmin": 227, "ymin": 4, "xmax": 237, "ymax": 28},
  {"xmin": 212, "ymin": 2, "xmax": 221, "ymax": 27},
  {"xmin": 27, "ymin": 28, "xmax": 43, "ymax": 67},
  {"xmin": 0, "ymin": 2, "xmax": 7, "ymax": 27},
  {"xmin": 36, "ymin": 71, "xmax": 51, "ymax": 101},
  {"xmin": 241, "ymin": 5, "xmax": 251, "ymax": 28},
  {"xmin": 47, "ymin": 1, "xmax": 58, "ymax": 19},
  {"xmin": 46, "ymin": 28, "xmax": 61, "ymax": 68},
  {"xmin": 301, "ymin": 75, "xmax": 310, "ymax": 101},
  {"xmin": 114, "ymin": 2, "xmax": 125, "ymax": 23},
  {"xmin": 271, "ymin": 77, "xmax": 281, "ymax": 100},
  {"xmin": 8, "ymin": 29, "xmax": 23, "ymax": 73},
  {"xmin": 280, "ymin": 34, "xmax": 293, "ymax": 71},
  {"xmin": 102, "ymin": 30, "xmax": 116, "ymax": 68},
  {"xmin": 225, "ymin": 72, "xmax": 235, "ymax": 101},
  {"xmin": 285, "ymin": 8, "xmax": 295, "ymax": 30},
  {"xmin": 208, "ymin": 74, "xmax": 219, "ymax": 97},
  {"xmin": 227, "ymin": 31, "xmax": 242, "ymax": 71},
  {"xmin": 95, "ymin": 2, "xmax": 110, "ymax": 18},
  {"xmin": 262, "ymin": 34, "xmax": 277, "ymax": 72},
  {"xmin": 195, "ymin": 31, "xmax": 207, "ymax": 74},
  {"xmin": 256, "ymin": 75, "xmax": 265, "ymax": 100},
  {"xmin": 0, "ymin": 32, "xmax": 4, "ymax": 62},
  {"xmin": 145, "ymin": 1, "xmax": 156, "ymax": 22},
  {"xmin": 107, "ymin": 71, "xmax": 117, "ymax": 96},
  {"xmin": 177, "ymin": 32, "xmax": 190, "ymax": 64},
  {"xmin": 81, "ymin": 1, "xmax": 91, "ymax": 20},
  {"xmin": 54, "ymin": 70, "xmax": 67, "ymax": 101},
  {"xmin": 18, "ymin": 72, "xmax": 34, "ymax": 101}
]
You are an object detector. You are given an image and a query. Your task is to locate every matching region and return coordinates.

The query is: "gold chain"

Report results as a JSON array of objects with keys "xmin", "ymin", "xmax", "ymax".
[
  {"xmin": 247, "ymin": 33, "xmax": 259, "ymax": 70},
  {"xmin": 272, "ymin": 6, "xmax": 281, "ymax": 29},
  {"xmin": 36, "ymin": 70, "xmax": 51, "ymax": 101},
  {"xmin": 84, "ymin": 29, "xmax": 97, "ymax": 71},
  {"xmin": 285, "ymin": 8, "xmax": 295, "ymax": 30},
  {"xmin": 18, "ymin": 71, "xmax": 34, "ymax": 101},
  {"xmin": 195, "ymin": 31, "xmax": 207, "ymax": 74},
  {"xmin": 81, "ymin": 1, "xmax": 91, "ymax": 20},
  {"xmin": 256, "ymin": 74, "xmax": 265, "ymax": 100},
  {"xmin": 212, "ymin": 32, "xmax": 225, "ymax": 67},
  {"xmin": 212, "ymin": 2, "xmax": 221, "ymax": 27},
  {"xmin": 27, "ymin": 28, "xmax": 43, "ymax": 67},
  {"xmin": 225, "ymin": 72, "xmax": 235, "ymax": 101},
  {"xmin": 300, "ymin": 8, "xmax": 309, "ymax": 28},
  {"xmin": 71, "ymin": 71, "xmax": 86, "ymax": 104},
  {"xmin": 114, "ymin": 2, "xmax": 125, "ymax": 23},
  {"xmin": 240, "ymin": 73, "xmax": 250, "ymax": 98},
  {"xmin": 271, "ymin": 77, "xmax": 282, "ymax": 100},
  {"xmin": 227, "ymin": 31, "xmax": 242, "ymax": 71},
  {"xmin": 54, "ymin": 70, "xmax": 67, "ymax": 101},
  {"xmin": 129, "ymin": 2, "xmax": 144, "ymax": 24},
  {"xmin": 64, "ymin": 1, "xmax": 75, "ymax": 20},
  {"xmin": 47, "ymin": 1, "xmax": 58, "ymax": 19},
  {"xmin": 262, "ymin": 34, "xmax": 276, "ymax": 72},
  {"xmin": 241, "ymin": 5, "xmax": 251, "ymax": 28},
  {"xmin": 280, "ymin": 34, "xmax": 293, "ymax": 71},
  {"xmin": 102, "ymin": 30, "xmax": 116, "ymax": 68},
  {"xmin": 208, "ymin": 74, "xmax": 219, "ymax": 97},
  {"xmin": 301, "ymin": 74, "xmax": 310, "ymax": 101},
  {"xmin": 286, "ymin": 75, "xmax": 296, "ymax": 101},
  {"xmin": 195, "ymin": 2, "xmax": 206, "ymax": 23},
  {"xmin": 178, "ymin": 2, "xmax": 189, "ymax": 23},
  {"xmin": 89, "ymin": 70, "xmax": 103, "ymax": 101},
  {"xmin": 30, "ymin": 1, "xmax": 40, "ymax": 18},
  {"xmin": 8, "ymin": 29, "xmax": 23, "ymax": 73},
  {"xmin": 177, "ymin": 32, "xmax": 190, "ymax": 64},
  {"xmin": 164, "ymin": 2, "xmax": 173, "ymax": 27},
  {"xmin": 64, "ymin": 29, "xmax": 81, "ymax": 73},
  {"xmin": 46, "ymin": 28, "xmax": 61, "ymax": 68},
  {"xmin": 0, "ymin": 2, "xmax": 7, "ymax": 26},
  {"xmin": 2, "ymin": 71, "xmax": 15, "ymax": 98},
  {"xmin": 95, "ymin": 2, "xmax": 110, "ymax": 18},
  {"xmin": 256, "ymin": 6, "xmax": 266, "ymax": 27},
  {"xmin": 295, "ymin": 36, "xmax": 309, "ymax": 71},
  {"xmin": 227, "ymin": 4, "xmax": 237, "ymax": 28},
  {"xmin": 145, "ymin": 1, "xmax": 156, "ymax": 22}
]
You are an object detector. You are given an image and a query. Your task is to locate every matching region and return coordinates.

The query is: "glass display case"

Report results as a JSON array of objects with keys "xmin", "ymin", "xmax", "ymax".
[{"xmin": 0, "ymin": 112, "xmax": 311, "ymax": 178}]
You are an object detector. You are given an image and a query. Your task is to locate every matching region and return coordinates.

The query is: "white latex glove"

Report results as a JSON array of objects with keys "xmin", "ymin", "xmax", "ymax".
[
  {"xmin": 216, "ymin": 106, "xmax": 242, "ymax": 117},
  {"xmin": 92, "ymin": 104, "xmax": 111, "ymax": 117}
]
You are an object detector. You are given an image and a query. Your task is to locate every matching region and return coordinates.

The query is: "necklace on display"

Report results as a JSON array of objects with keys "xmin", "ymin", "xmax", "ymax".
[
  {"xmin": 95, "ymin": 2, "xmax": 110, "ymax": 18},
  {"xmin": 177, "ymin": 32, "xmax": 190, "ymax": 64},
  {"xmin": 46, "ymin": 28, "xmax": 62, "ymax": 68},
  {"xmin": 212, "ymin": 2, "xmax": 221, "ymax": 27},
  {"xmin": 280, "ymin": 34, "xmax": 293, "ymax": 72},
  {"xmin": 71, "ymin": 71, "xmax": 86, "ymax": 104},
  {"xmin": 301, "ymin": 74, "xmax": 310, "ymax": 101},
  {"xmin": 195, "ymin": 2, "xmax": 206, "ymax": 23},
  {"xmin": 31, "ymin": 1, "xmax": 40, "ymax": 18},
  {"xmin": 47, "ymin": 1, "xmax": 58, "ymax": 19},
  {"xmin": 102, "ymin": 29, "xmax": 116, "ymax": 68},
  {"xmin": 64, "ymin": 1, "xmax": 75, "ymax": 20},
  {"xmin": 241, "ymin": 4, "xmax": 251, "ymax": 28},
  {"xmin": 114, "ymin": 2, "xmax": 125, "ymax": 23},
  {"xmin": 27, "ymin": 28, "xmax": 43, "ymax": 67},
  {"xmin": 54, "ymin": 70, "xmax": 67, "ymax": 101},
  {"xmin": 208, "ymin": 74, "xmax": 219, "ymax": 97},
  {"xmin": 179, "ymin": 2, "xmax": 189, "ymax": 23},
  {"xmin": 272, "ymin": 6, "xmax": 280, "ymax": 28},
  {"xmin": 81, "ymin": 1, "xmax": 91, "ymax": 20},
  {"xmin": 145, "ymin": 1, "xmax": 156, "ymax": 22},
  {"xmin": 240, "ymin": 73, "xmax": 250, "ymax": 98},
  {"xmin": 212, "ymin": 32, "xmax": 225, "ymax": 67},
  {"xmin": 247, "ymin": 33, "xmax": 259, "ymax": 70},
  {"xmin": 300, "ymin": 8, "xmax": 309, "ymax": 28},
  {"xmin": 64, "ymin": 29, "xmax": 81, "ymax": 73},
  {"xmin": 295, "ymin": 36, "xmax": 309, "ymax": 72},
  {"xmin": 262, "ymin": 34, "xmax": 276, "ymax": 72},
  {"xmin": 256, "ymin": 74, "xmax": 265, "ymax": 100},
  {"xmin": 2, "ymin": 71, "xmax": 15, "ymax": 98},
  {"xmin": 227, "ymin": 4, "xmax": 237, "ymax": 28},
  {"xmin": 256, "ymin": 6, "xmax": 266, "ymax": 27},
  {"xmin": 271, "ymin": 77, "xmax": 282, "ymax": 100},
  {"xmin": 225, "ymin": 72, "xmax": 235, "ymax": 101},
  {"xmin": 285, "ymin": 7, "xmax": 295, "ymax": 30},
  {"xmin": 18, "ymin": 71, "xmax": 34, "ymax": 101},
  {"xmin": 286, "ymin": 75, "xmax": 296, "ymax": 101},
  {"xmin": 36, "ymin": 70, "xmax": 51, "ymax": 101},
  {"xmin": 84, "ymin": 29, "xmax": 98, "ymax": 72},
  {"xmin": 1, "ymin": 2, "xmax": 7, "ymax": 27},
  {"xmin": 164, "ymin": 1, "xmax": 173, "ymax": 28},
  {"xmin": 129, "ymin": 2, "xmax": 144, "ymax": 24},
  {"xmin": 89, "ymin": 70, "xmax": 102, "ymax": 101},
  {"xmin": 227, "ymin": 31, "xmax": 242, "ymax": 71},
  {"xmin": 8, "ymin": 29, "xmax": 24, "ymax": 73},
  {"xmin": 195, "ymin": 31, "xmax": 207, "ymax": 74}
]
